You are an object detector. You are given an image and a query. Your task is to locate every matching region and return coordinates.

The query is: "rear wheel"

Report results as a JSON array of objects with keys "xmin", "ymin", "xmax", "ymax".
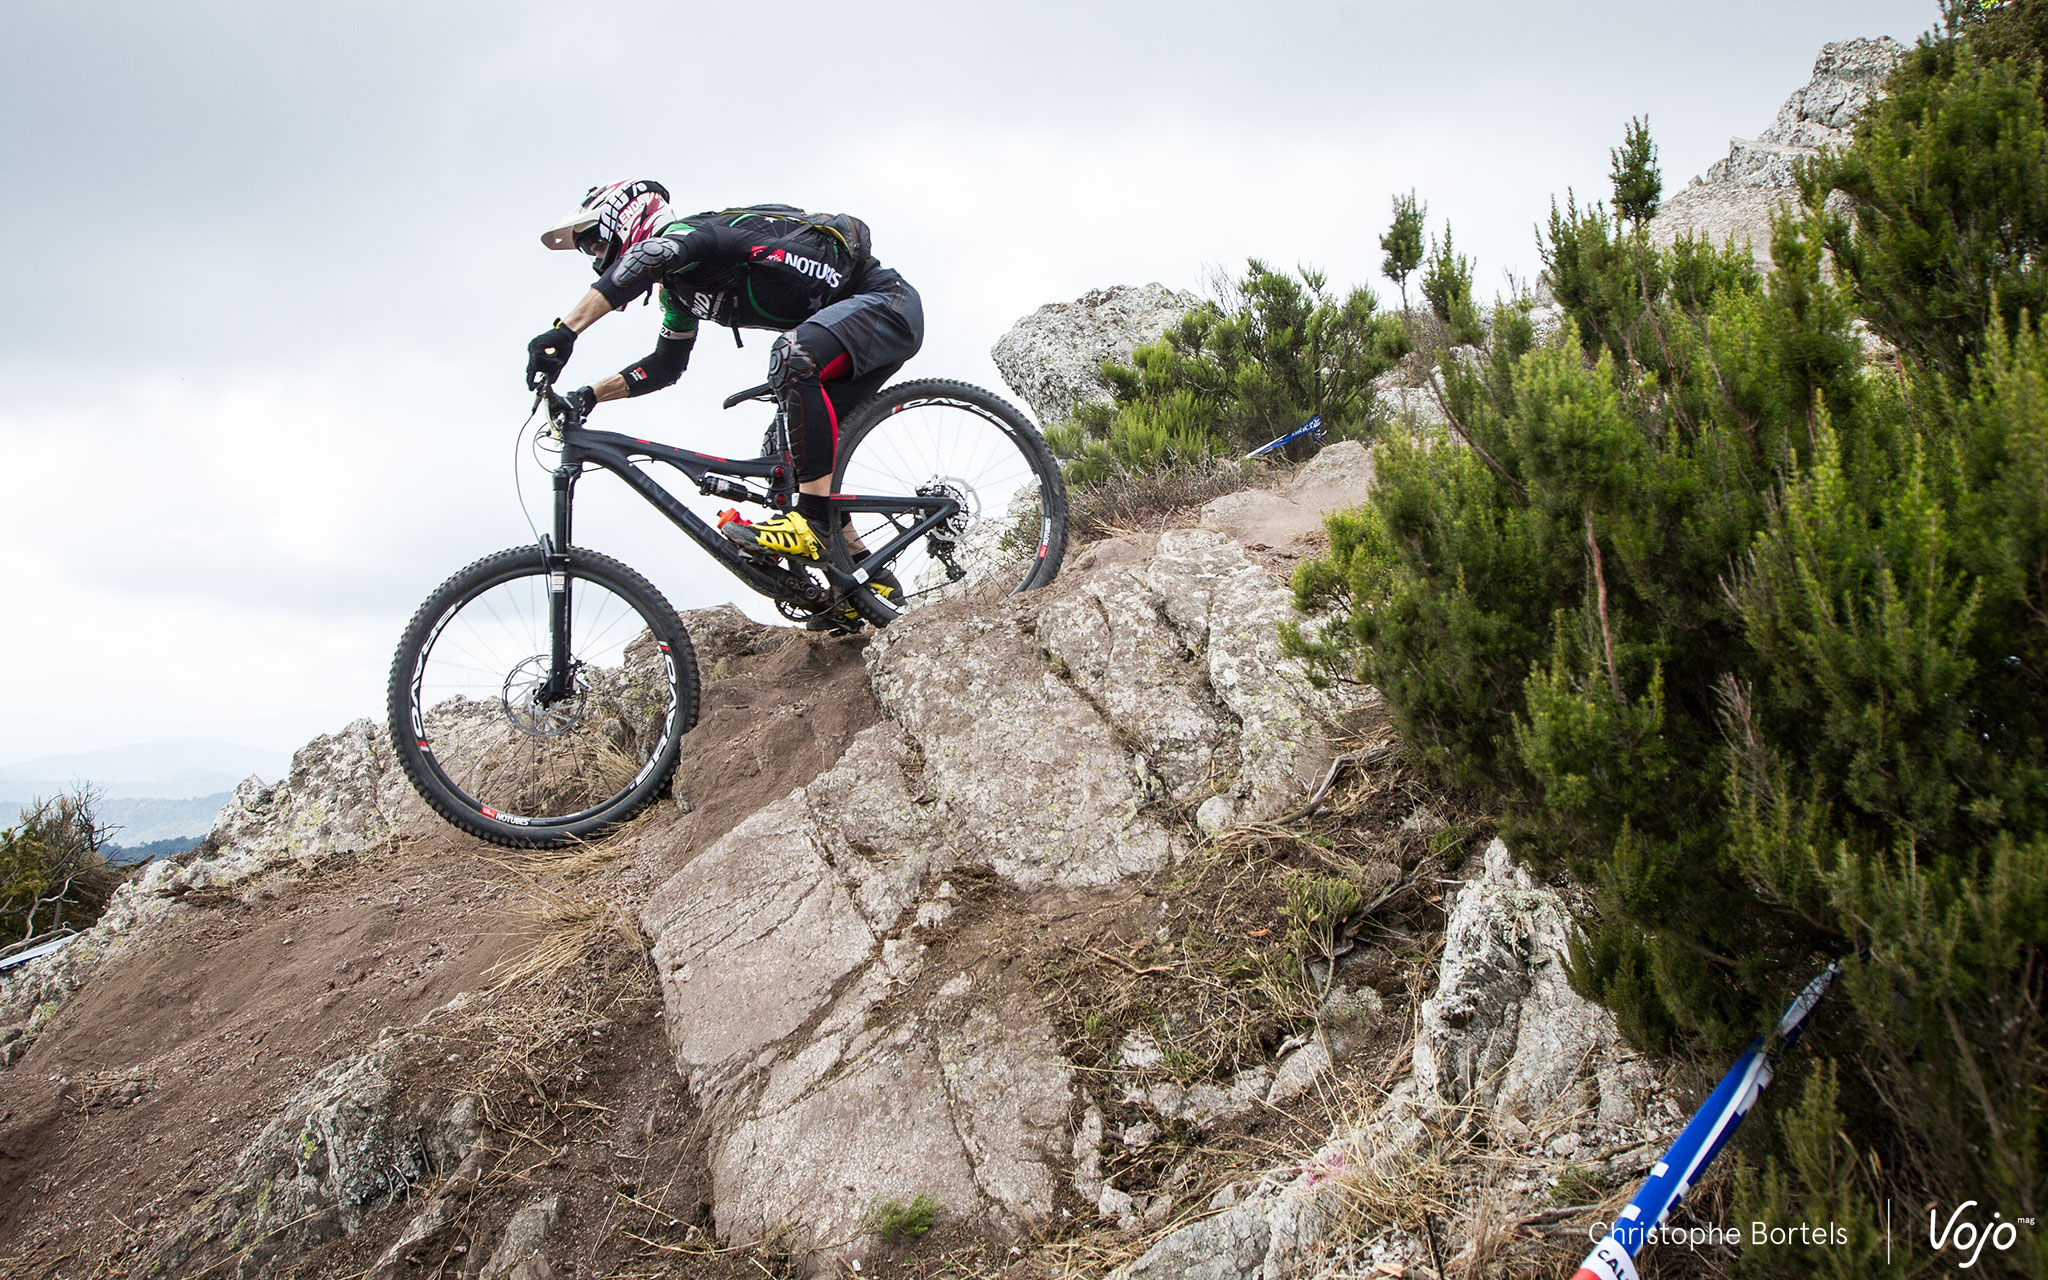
[
  {"xmin": 386, "ymin": 547, "xmax": 700, "ymax": 847},
  {"xmin": 826, "ymin": 378, "xmax": 1068, "ymax": 626}
]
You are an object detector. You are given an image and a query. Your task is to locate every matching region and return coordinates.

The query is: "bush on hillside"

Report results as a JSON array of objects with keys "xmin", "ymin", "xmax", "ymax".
[
  {"xmin": 2, "ymin": 789, "xmax": 124, "ymax": 956},
  {"xmin": 1420, "ymin": 224, "xmax": 1485, "ymax": 347},
  {"xmin": 1804, "ymin": 18, "xmax": 2048, "ymax": 387},
  {"xmin": 1044, "ymin": 261, "xmax": 1407, "ymax": 486},
  {"xmin": 1284, "ymin": 42, "xmax": 2046, "ymax": 1277}
]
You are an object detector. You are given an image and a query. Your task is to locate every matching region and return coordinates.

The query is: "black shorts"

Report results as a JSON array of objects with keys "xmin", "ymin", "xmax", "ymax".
[{"xmin": 806, "ymin": 267, "xmax": 923, "ymax": 377}]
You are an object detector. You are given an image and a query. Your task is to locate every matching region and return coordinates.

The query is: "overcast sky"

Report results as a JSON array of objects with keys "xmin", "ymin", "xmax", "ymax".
[{"xmin": 0, "ymin": 0, "xmax": 1941, "ymax": 766}]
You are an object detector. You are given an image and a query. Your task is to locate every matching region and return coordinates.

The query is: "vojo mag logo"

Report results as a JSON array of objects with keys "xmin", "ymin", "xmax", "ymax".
[{"xmin": 1927, "ymin": 1200, "xmax": 2034, "ymax": 1270}]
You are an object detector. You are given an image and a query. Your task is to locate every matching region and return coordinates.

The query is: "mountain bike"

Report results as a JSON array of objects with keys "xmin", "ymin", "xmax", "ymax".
[{"xmin": 385, "ymin": 377, "xmax": 1068, "ymax": 848}]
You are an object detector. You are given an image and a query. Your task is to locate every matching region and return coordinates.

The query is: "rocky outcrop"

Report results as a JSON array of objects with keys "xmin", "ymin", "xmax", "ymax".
[
  {"xmin": 1120, "ymin": 840, "xmax": 1674, "ymax": 1279},
  {"xmin": 1652, "ymin": 37, "xmax": 1906, "ymax": 266},
  {"xmin": 1411, "ymin": 840, "xmax": 1656, "ymax": 1136},
  {"xmin": 204, "ymin": 718, "xmax": 422, "ymax": 876},
  {"xmin": 147, "ymin": 1037, "xmax": 485, "ymax": 1278},
  {"xmin": 638, "ymin": 514, "xmax": 1379, "ymax": 1260},
  {"xmin": 991, "ymin": 283, "xmax": 1202, "ymax": 426}
]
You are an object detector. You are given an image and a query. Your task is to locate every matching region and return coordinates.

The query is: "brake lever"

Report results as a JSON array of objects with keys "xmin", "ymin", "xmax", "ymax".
[{"xmin": 532, "ymin": 385, "xmax": 580, "ymax": 438}]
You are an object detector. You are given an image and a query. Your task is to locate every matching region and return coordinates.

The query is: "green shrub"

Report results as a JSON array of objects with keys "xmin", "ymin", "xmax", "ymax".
[
  {"xmin": 1284, "ymin": 46, "xmax": 2046, "ymax": 1273},
  {"xmin": 1044, "ymin": 261, "xmax": 1407, "ymax": 486},
  {"xmin": 1804, "ymin": 29, "xmax": 2048, "ymax": 387},
  {"xmin": 864, "ymin": 1192, "xmax": 940, "ymax": 1242},
  {"xmin": 2, "ymin": 789, "xmax": 122, "ymax": 955},
  {"xmin": 1420, "ymin": 225, "xmax": 1485, "ymax": 347}
]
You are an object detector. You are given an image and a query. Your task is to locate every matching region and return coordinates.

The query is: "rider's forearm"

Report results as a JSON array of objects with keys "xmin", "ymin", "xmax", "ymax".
[
  {"xmin": 590, "ymin": 374, "xmax": 629, "ymax": 402},
  {"xmin": 562, "ymin": 288, "xmax": 614, "ymax": 333}
]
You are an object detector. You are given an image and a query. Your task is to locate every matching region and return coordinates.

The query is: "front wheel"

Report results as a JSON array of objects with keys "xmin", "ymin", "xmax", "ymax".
[
  {"xmin": 386, "ymin": 547, "xmax": 700, "ymax": 847},
  {"xmin": 827, "ymin": 378, "xmax": 1068, "ymax": 626}
]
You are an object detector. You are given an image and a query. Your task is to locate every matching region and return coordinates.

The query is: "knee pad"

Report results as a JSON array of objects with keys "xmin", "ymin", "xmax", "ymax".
[{"xmin": 766, "ymin": 332, "xmax": 819, "ymax": 395}]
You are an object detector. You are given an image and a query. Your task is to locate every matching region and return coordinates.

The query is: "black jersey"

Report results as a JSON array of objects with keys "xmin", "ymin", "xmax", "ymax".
[{"xmin": 592, "ymin": 208, "xmax": 874, "ymax": 337}]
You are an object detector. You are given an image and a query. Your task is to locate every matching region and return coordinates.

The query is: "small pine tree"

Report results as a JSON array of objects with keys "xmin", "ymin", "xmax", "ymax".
[
  {"xmin": 1608, "ymin": 115, "xmax": 1662, "ymax": 227},
  {"xmin": 1380, "ymin": 190, "xmax": 1427, "ymax": 315},
  {"xmin": 1420, "ymin": 225, "xmax": 1484, "ymax": 347}
]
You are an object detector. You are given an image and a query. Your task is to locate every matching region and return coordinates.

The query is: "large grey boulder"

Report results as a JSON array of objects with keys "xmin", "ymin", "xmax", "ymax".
[
  {"xmin": 639, "ymin": 721, "xmax": 1078, "ymax": 1253},
  {"xmin": 869, "ymin": 606, "xmax": 1183, "ymax": 887},
  {"xmin": 991, "ymin": 283, "xmax": 1202, "ymax": 426},
  {"xmin": 1653, "ymin": 37, "xmax": 1906, "ymax": 267},
  {"xmin": 639, "ymin": 504, "xmax": 1378, "ymax": 1263}
]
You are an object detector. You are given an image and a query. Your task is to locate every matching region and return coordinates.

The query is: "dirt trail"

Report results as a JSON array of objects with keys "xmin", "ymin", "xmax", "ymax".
[{"xmin": 0, "ymin": 625, "xmax": 878, "ymax": 1279}]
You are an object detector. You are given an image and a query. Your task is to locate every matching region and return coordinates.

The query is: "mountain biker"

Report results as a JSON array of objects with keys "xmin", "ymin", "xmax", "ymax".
[{"xmin": 524, "ymin": 179, "xmax": 924, "ymax": 570}]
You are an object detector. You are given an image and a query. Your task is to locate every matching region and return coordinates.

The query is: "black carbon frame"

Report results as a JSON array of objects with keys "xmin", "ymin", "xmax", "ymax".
[{"xmin": 536, "ymin": 416, "xmax": 961, "ymax": 688}]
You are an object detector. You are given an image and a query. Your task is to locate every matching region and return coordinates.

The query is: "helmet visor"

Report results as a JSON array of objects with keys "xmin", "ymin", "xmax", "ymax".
[{"xmin": 539, "ymin": 205, "xmax": 600, "ymax": 251}]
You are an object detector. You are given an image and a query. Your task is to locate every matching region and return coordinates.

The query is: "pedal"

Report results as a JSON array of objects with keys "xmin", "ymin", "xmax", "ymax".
[{"xmin": 804, "ymin": 608, "xmax": 864, "ymax": 635}]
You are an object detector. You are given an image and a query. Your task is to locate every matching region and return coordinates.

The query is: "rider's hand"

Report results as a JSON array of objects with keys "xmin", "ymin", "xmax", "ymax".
[
  {"xmin": 526, "ymin": 321, "xmax": 577, "ymax": 389},
  {"xmin": 565, "ymin": 386, "xmax": 599, "ymax": 422}
]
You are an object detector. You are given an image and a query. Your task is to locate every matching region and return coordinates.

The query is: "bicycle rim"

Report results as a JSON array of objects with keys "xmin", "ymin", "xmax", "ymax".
[{"xmin": 402, "ymin": 560, "xmax": 684, "ymax": 832}]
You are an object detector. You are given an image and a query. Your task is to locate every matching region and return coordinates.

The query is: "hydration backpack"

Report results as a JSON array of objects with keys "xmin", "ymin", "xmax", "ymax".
[{"xmin": 709, "ymin": 204, "xmax": 873, "ymax": 269}]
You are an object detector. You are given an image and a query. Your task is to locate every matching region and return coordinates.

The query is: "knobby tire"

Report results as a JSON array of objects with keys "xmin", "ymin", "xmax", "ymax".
[
  {"xmin": 386, "ymin": 546, "xmax": 700, "ymax": 847},
  {"xmin": 826, "ymin": 378, "xmax": 1069, "ymax": 627}
]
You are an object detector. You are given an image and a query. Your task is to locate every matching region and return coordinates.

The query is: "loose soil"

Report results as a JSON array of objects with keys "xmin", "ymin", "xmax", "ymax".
[{"xmin": 0, "ymin": 625, "xmax": 880, "ymax": 1280}]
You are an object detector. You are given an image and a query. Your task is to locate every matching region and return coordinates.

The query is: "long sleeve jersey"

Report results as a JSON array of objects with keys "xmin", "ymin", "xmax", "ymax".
[{"xmin": 593, "ymin": 208, "xmax": 876, "ymax": 352}]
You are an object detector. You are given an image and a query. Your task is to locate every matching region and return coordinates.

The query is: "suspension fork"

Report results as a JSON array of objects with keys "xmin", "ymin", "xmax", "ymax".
[{"xmin": 544, "ymin": 463, "xmax": 580, "ymax": 702}]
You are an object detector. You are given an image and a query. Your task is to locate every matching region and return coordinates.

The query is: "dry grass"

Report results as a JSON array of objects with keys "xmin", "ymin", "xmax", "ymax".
[
  {"xmin": 1040, "ymin": 723, "xmax": 1473, "ymax": 1084},
  {"xmin": 484, "ymin": 879, "xmax": 647, "ymax": 993},
  {"xmin": 1068, "ymin": 456, "xmax": 1277, "ymax": 543},
  {"xmin": 1015, "ymin": 722, "xmax": 1490, "ymax": 1279}
]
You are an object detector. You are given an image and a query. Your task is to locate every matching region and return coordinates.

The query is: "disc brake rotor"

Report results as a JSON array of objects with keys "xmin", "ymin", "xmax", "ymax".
[
  {"xmin": 918, "ymin": 479, "xmax": 976, "ymax": 543},
  {"xmin": 502, "ymin": 655, "xmax": 588, "ymax": 738}
]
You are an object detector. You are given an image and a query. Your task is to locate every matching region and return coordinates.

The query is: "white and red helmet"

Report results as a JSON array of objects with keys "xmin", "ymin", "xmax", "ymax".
[{"xmin": 540, "ymin": 179, "xmax": 672, "ymax": 274}]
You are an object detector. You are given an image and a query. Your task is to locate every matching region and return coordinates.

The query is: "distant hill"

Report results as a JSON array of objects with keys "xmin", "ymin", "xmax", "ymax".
[
  {"xmin": 0, "ymin": 740, "xmax": 287, "ymax": 802},
  {"xmin": 0, "ymin": 793, "xmax": 233, "ymax": 844},
  {"xmin": 103, "ymin": 834, "xmax": 206, "ymax": 865}
]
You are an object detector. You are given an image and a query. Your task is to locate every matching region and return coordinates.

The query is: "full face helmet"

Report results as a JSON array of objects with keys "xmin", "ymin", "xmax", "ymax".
[{"xmin": 540, "ymin": 179, "xmax": 672, "ymax": 274}]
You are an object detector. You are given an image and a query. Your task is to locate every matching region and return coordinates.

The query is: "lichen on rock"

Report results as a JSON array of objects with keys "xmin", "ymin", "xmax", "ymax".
[{"xmin": 990, "ymin": 283, "xmax": 1202, "ymax": 427}]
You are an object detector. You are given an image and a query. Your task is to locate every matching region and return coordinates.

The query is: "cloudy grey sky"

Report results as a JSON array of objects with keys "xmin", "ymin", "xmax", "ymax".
[{"xmin": 0, "ymin": 0, "xmax": 1940, "ymax": 765}]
